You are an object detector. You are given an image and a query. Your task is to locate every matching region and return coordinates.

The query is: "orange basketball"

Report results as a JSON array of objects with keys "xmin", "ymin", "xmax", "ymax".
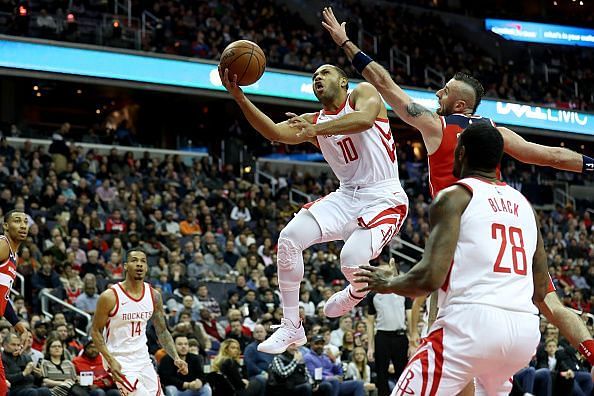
[{"xmin": 219, "ymin": 40, "xmax": 266, "ymax": 86}]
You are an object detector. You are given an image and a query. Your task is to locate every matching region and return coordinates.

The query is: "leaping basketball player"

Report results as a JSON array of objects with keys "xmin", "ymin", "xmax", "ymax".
[
  {"xmin": 322, "ymin": 4, "xmax": 594, "ymax": 391},
  {"xmin": 219, "ymin": 62, "xmax": 409, "ymax": 354},
  {"xmin": 91, "ymin": 248, "xmax": 188, "ymax": 394}
]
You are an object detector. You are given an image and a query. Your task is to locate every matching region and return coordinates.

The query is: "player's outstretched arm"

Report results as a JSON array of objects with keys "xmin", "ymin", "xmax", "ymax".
[
  {"xmin": 151, "ymin": 288, "xmax": 189, "ymax": 375},
  {"xmin": 218, "ymin": 66, "xmax": 316, "ymax": 145},
  {"xmin": 321, "ymin": 7, "xmax": 442, "ymax": 136},
  {"xmin": 355, "ymin": 185, "xmax": 471, "ymax": 297},
  {"xmin": 91, "ymin": 289, "xmax": 124, "ymax": 382},
  {"xmin": 498, "ymin": 127, "xmax": 590, "ymax": 173},
  {"xmin": 531, "ymin": 212, "xmax": 550, "ymax": 305}
]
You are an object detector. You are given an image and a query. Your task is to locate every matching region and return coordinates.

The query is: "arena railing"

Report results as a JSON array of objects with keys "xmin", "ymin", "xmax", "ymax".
[
  {"xmin": 9, "ymin": 272, "xmax": 25, "ymax": 298},
  {"xmin": 40, "ymin": 289, "xmax": 92, "ymax": 336},
  {"xmin": 6, "ymin": 137, "xmax": 209, "ymax": 162}
]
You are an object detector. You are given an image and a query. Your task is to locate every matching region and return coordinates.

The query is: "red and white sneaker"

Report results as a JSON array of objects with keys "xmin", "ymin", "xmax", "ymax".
[
  {"xmin": 323, "ymin": 285, "xmax": 365, "ymax": 318},
  {"xmin": 257, "ymin": 318, "xmax": 307, "ymax": 354}
]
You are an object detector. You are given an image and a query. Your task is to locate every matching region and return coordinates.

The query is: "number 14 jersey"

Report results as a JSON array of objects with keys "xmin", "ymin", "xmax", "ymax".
[
  {"xmin": 438, "ymin": 177, "xmax": 539, "ymax": 315},
  {"xmin": 314, "ymin": 95, "xmax": 400, "ymax": 187},
  {"xmin": 104, "ymin": 282, "xmax": 154, "ymax": 369}
]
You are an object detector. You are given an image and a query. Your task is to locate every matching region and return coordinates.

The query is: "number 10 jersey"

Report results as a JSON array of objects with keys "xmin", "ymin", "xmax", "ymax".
[{"xmin": 314, "ymin": 95, "xmax": 401, "ymax": 187}]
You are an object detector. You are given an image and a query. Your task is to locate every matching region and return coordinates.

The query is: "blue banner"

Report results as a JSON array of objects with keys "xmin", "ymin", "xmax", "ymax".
[
  {"xmin": 0, "ymin": 38, "xmax": 591, "ymax": 136},
  {"xmin": 485, "ymin": 18, "xmax": 594, "ymax": 48}
]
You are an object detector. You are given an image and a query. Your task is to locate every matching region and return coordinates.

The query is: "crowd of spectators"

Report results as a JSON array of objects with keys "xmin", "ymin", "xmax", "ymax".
[
  {"xmin": 0, "ymin": 0, "xmax": 592, "ymax": 110},
  {"xmin": 0, "ymin": 124, "xmax": 586, "ymax": 394}
]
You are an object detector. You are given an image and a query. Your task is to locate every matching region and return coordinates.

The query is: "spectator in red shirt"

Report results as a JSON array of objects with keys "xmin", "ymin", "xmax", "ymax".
[
  {"xmin": 72, "ymin": 338, "xmax": 119, "ymax": 395},
  {"xmin": 105, "ymin": 209, "xmax": 126, "ymax": 234},
  {"xmin": 31, "ymin": 321, "xmax": 48, "ymax": 352}
]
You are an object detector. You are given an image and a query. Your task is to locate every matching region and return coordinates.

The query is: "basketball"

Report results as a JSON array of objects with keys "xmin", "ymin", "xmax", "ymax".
[{"xmin": 219, "ymin": 40, "xmax": 266, "ymax": 86}]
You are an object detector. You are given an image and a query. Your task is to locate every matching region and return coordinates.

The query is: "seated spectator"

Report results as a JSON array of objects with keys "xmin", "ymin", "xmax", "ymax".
[
  {"xmin": 31, "ymin": 257, "xmax": 61, "ymax": 295},
  {"xmin": 80, "ymin": 250, "xmax": 108, "ymax": 279},
  {"xmin": 199, "ymin": 308, "xmax": 225, "ymax": 342},
  {"xmin": 75, "ymin": 277, "xmax": 100, "ymax": 314},
  {"xmin": 226, "ymin": 319, "xmax": 252, "ymax": 351},
  {"xmin": 223, "ymin": 240, "xmax": 240, "ymax": 268},
  {"xmin": 105, "ymin": 209, "xmax": 126, "ymax": 234},
  {"xmin": 66, "ymin": 237, "xmax": 87, "ymax": 267},
  {"xmin": 54, "ymin": 324, "xmax": 75, "ymax": 360},
  {"xmin": 340, "ymin": 331, "xmax": 356, "ymax": 363},
  {"xmin": 345, "ymin": 347, "xmax": 376, "ymax": 396},
  {"xmin": 187, "ymin": 252, "xmax": 212, "ymax": 279},
  {"xmin": 159, "ymin": 335, "xmax": 211, "ymax": 396},
  {"xmin": 196, "ymin": 284, "xmax": 221, "ymax": 318},
  {"xmin": 22, "ymin": 331, "xmax": 44, "ymax": 366},
  {"xmin": 231, "ymin": 199, "xmax": 251, "ymax": 222},
  {"xmin": 72, "ymin": 338, "xmax": 119, "ymax": 396},
  {"xmin": 40, "ymin": 336, "xmax": 82, "ymax": 395},
  {"xmin": 330, "ymin": 317, "xmax": 353, "ymax": 348},
  {"xmin": 208, "ymin": 253, "xmax": 233, "ymax": 280},
  {"xmin": 96, "ymin": 180, "xmax": 116, "ymax": 210},
  {"xmin": 299, "ymin": 290, "xmax": 315, "ymax": 319},
  {"xmin": 177, "ymin": 295, "xmax": 201, "ymax": 321},
  {"xmin": 268, "ymin": 344, "xmax": 326, "ymax": 396},
  {"xmin": 60, "ymin": 263, "xmax": 84, "ymax": 304},
  {"xmin": 212, "ymin": 339, "xmax": 264, "ymax": 396},
  {"xmin": 104, "ymin": 252, "xmax": 124, "ymax": 281},
  {"xmin": 180, "ymin": 211, "xmax": 202, "ymax": 236},
  {"xmin": 3, "ymin": 332, "xmax": 51, "ymax": 396},
  {"xmin": 31, "ymin": 321, "xmax": 49, "ymax": 352},
  {"xmin": 304, "ymin": 335, "xmax": 364, "ymax": 396},
  {"xmin": 244, "ymin": 325, "xmax": 273, "ymax": 380},
  {"xmin": 536, "ymin": 338, "xmax": 574, "ymax": 395}
]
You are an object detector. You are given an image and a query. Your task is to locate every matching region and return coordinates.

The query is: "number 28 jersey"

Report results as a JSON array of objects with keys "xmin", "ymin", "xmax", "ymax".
[
  {"xmin": 313, "ymin": 95, "xmax": 401, "ymax": 187},
  {"xmin": 438, "ymin": 177, "xmax": 539, "ymax": 315},
  {"xmin": 104, "ymin": 282, "xmax": 154, "ymax": 368}
]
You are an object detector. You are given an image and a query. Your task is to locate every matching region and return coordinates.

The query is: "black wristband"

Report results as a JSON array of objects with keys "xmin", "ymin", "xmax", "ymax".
[
  {"xmin": 583, "ymin": 155, "xmax": 594, "ymax": 173},
  {"xmin": 4, "ymin": 301, "xmax": 19, "ymax": 326},
  {"xmin": 340, "ymin": 39, "xmax": 351, "ymax": 48},
  {"xmin": 352, "ymin": 51, "xmax": 373, "ymax": 74}
]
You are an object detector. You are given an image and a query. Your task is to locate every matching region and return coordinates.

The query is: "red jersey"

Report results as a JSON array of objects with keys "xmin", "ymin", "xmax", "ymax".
[
  {"xmin": 428, "ymin": 114, "xmax": 496, "ymax": 198},
  {"xmin": 0, "ymin": 235, "xmax": 18, "ymax": 317}
]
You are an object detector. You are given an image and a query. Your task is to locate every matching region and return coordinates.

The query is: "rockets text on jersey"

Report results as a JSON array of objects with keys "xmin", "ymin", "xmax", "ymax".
[{"xmin": 104, "ymin": 282, "xmax": 154, "ymax": 369}]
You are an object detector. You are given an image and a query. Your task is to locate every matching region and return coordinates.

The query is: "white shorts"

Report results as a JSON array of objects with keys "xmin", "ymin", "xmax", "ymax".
[
  {"xmin": 302, "ymin": 179, "xmax": 408, "ymax": 258},
  {"xmin": 116, "ymin": 359, "xmax": 161, "ymax": 396},
  {"xmin": 392, "ymin": 304, "xmax": 540, "ymax": 396}
]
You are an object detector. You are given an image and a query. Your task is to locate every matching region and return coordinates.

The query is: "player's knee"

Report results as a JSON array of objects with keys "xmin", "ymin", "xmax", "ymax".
[
  {"xmin": 277, "ymin": 236, "xmax": 301, "ymax": 272},
  {"xmin": 340, "ymin": 244, "xmax": 373, "ymax": 268}
]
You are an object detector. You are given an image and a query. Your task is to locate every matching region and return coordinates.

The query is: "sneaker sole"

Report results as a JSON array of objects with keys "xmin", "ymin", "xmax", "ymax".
[{"xmin": 257, "ymin": 336, "xmax": 307, "ymax": 355}]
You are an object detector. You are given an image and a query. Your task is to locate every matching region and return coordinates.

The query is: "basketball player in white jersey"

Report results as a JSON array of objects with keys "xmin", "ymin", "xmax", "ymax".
[
  {"xmin": 91, "ymin": 248, "xmax": 188, "ymax": 395},
  {"xmin": 355, "ymin": 123, "xmax": 549, "ymax": 395},
  {"xmin": 219, "ymin": 64, "xmax": 409, "ymax": 354}
]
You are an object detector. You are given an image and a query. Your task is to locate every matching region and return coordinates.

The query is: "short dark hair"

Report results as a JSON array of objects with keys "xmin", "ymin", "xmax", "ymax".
[
  {"xmin": 459, "ymin": 123, "xmax": 504, "ymax": 170},
  {"xmin": 4, "ymin": 210, "xmax": 24, "ymax": 223},
  {"xmin": 126, "ymin": 247, "xmax": 147, "ymax": 259},
  {"xmin": 453, "ymin": 72, "xmax": 484, "ymax": 114},
  {"xmin": 331, "ymin": 65, "xmax": 349, "ymax": 90}
]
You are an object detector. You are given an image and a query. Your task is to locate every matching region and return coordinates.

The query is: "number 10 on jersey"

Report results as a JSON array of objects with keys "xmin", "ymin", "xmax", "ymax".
[{"xmin": 337, "ymin": 137, "xmax": 358, "ymax": 163}]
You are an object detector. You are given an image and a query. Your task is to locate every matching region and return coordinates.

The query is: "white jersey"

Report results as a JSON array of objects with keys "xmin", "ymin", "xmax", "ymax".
[
  {"xmin": 437, "ymin": 177, "xmax": 538, "ymax": 315},
  {"xmin": 314, "ymin": 95, "xmax": 400, "ymax": 187},
  {"xmin": 104, "ymin": 282, "xmax": 153, "ymax": 368}
]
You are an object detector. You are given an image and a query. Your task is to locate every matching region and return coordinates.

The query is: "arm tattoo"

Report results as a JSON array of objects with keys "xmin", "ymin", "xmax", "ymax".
[
  {"xmin": 151, "ymin": 289, "xmax": 179, "ymax": 360},
  {"xmin": 406, "ymin": 102, "xmax": 437, "ymax": 118}
]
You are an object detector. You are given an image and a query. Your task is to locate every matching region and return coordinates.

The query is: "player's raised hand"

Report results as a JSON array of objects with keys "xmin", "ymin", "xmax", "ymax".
[
  {"xmin": 287, "ymin": 113, "xmax": 317, "ymax": 138},
  {"xmin": 175, "ymin": 357, "xmax": 189, "ymax": 375},
  {"xmin": 218, "ymin": 66, "xmax": 244, "ymax": 100},
  {"xmin": 321, "ymin": 7, "xmax": 349, "ymax": 47},
  {"xmin": 354, "ymin": 265, "xmax": 396, "ymax": 294}
]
